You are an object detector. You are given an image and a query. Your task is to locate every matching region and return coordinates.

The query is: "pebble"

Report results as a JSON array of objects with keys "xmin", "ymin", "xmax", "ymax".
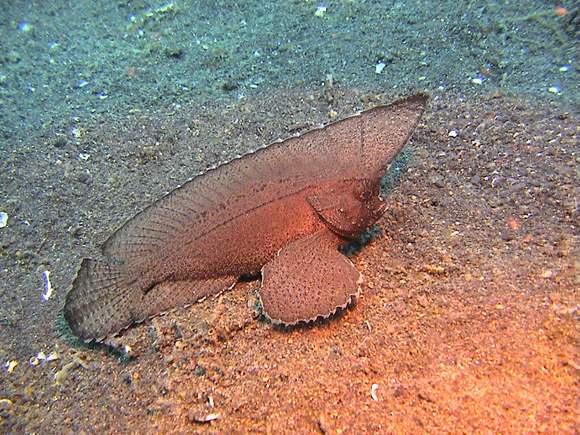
[
  {"xmin": 430, "ymin": 175, "xmax": 444, "ymax": 188},
  {"xmin": 375, "ymin": 62, "xmax": 386, "ymax": 74},
  {"xmin": 314, "ymin": 5, "xmax": 327, "ymax": 17},
  {"xmin": 448, "ymin": 130, "xmax": 458, "ymax": 138},
  {"xmin": 501, "ymin": 230, "xmax": 514, "ymax": 241},
  {"xmin": 0, "ymin": 212, "xmax": 7, "ymax": 228},
  {"xmin": 17, "ymin": 22, "xmax": 33, "ymax": 33}
]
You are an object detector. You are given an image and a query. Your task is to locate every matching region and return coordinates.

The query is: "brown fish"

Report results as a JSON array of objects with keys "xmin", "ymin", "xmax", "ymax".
[{"xmin": 64, "ymin": 94, "xmax": 428, "ymax": 341}]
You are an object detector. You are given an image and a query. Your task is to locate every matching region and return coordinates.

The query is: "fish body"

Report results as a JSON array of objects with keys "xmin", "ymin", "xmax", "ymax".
[{"xmin": 64, "ymin": 94, "xmax": 428, "ymax": 340}]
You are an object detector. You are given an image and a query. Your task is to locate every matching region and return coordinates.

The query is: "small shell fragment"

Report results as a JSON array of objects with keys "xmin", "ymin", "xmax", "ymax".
[
  {"xmin": 375, "ymin": 62, "xmax": 386, "ymax": 74},
  {"xmin": 41, "ymin": 271, "xmax": 54, "ymax": 301},
  {"xmin": 191, "ymin": 412, "xmax": 220, "ymax": 423},
  {"xmin": 46, "ymin": 351, "xmax": 59, "ymax": 362},
  {"xmin": 314, "ymin": 4, "xmax": 327, "ymax": 17},
  {"xmin": 371, "ymin": 383, "xmax": 379, "ymax": 401},
  {"xmin": 4, "ymin": 360, "xmax": 18, "ymax": 373},
  {"xmin": 30, "ymin": 351, "xmax": 59, "ymax": 366},
  {"xmin": 0, "ymin": 212, "xmax": 7, "ymax": 228}
]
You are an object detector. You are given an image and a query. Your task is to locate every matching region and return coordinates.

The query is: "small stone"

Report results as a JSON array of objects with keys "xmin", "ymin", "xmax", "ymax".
[
  {"xmin": 509, "ymin": 182, "xmax": 526, "ymax": 192},
  {"xmin": 314, "ymin": 4, "xmax": 327, "ymax": 17},
  {"xmin": 17, "ymin": 22, "xmax": 33, "ymax": 33},
  {"xmin": 548, "ymin": 86, "xmax": 560, "ymax": 95},
  {"xmin": 0, "ymin": 212, "xmax": 8, "ymax": 228},
  {"xmin": 375, "ymin": 62, "xmax": 386, "ymax": 74},
  {"xmin": 77, "ymin": 172, "xmax": 92, "ymax": 185},
  {"xmin": 165, "ymin": 47, "xmax": 184, "ymax": 59},
  {"xmin": 471, "ymin": 78, "xmax": 483, "ymax": 85},
  {"xmin": 500, "ymin": 230, "xmax": 514, "ymax": 241},
  {"xmin": 470, "ymin": 174, "xmax": 481, "ymax": 184},
  {"xmin": 448, "ymin": 130, "xmax": 458, "ymax": 138},
  {"xmin": 430, "ymin": 175, "xmax": 444, "ymax": 188}
]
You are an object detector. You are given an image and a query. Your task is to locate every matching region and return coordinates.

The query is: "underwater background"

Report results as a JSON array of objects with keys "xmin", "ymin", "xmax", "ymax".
[
  {"xmin": 1, "ymin": 1, "xmax": 578, "ymax": 433},
  {"xmin": 1, "ymin": 0, "xmax": 578, "ymax": 143}
]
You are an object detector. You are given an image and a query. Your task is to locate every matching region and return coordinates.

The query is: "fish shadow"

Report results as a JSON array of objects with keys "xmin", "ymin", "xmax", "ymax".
[
  {"xmin": 267, "ymin": 302, "xmax": 354, "ymax": 333},
  {"xmin": 55, "ymin": 309, "xmax": 135, "ymax": 362}
]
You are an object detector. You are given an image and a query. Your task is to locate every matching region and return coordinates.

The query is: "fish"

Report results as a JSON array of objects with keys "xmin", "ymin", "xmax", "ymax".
[{"xmin": 64, "ymin": 94, "xmax": 428, "ymax": 341}]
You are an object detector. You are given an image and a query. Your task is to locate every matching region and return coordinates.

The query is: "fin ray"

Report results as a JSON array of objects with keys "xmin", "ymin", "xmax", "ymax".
[{"xmin": 65, "ymin": 258, "xmax": 236, "ymax": 341}]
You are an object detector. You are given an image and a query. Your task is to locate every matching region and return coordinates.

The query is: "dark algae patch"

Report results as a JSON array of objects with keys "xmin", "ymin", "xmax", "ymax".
[{"xmin": 1, "ymin": 0, "xmax": 578, "ymax": 433}]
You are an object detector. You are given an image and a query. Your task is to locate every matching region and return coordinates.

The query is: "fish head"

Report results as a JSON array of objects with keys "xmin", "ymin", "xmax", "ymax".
[{"xmin": 308, "ymin": 178, "xmax": 386, "ymax": 239}]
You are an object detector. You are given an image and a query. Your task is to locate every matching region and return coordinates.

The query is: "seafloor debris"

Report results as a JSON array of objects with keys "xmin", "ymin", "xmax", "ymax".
[
  {"xmin": 54, "ymin": 354, "xmax": 89, "ymax": 385},
  {"xmin": 187, "ymin": 411, "xmax": 220, "ymax": 424},
  {"xmin": 4, "ymin": 360, "xmax": 18, "ymax": 373},
  {"xmin": 41, "ymin": 270, "xmax": 54, "ymax": 301},
  {"xmin": 29, "ymin": 351, "xmax": 59, "ymax": 366},
  {"xmin": 371, "ymin": 383, "xmax": 379, "ymax": 401},
  {"xmin": 375, "ymin": 62, "xmax": 386, "ymax": 74}
]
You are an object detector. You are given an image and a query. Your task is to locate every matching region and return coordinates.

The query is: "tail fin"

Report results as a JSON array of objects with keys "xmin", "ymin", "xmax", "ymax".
[
  {"xmin": 64, "ymin": 259, "xmax": 142, "ymax": 341},
  {"xmin": 64, "ymin": 259, "xmax": 237, "ymax": 341}
]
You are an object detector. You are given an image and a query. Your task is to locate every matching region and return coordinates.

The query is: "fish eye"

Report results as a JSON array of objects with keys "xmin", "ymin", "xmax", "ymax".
[{"xmin": 360, "ymin": 189, "xmax": 372, "ymax": 201}]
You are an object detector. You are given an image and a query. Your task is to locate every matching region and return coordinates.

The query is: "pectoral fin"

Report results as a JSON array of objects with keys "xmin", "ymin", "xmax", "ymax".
[{"xmin": 259, "ymin": 228, "xmax": 362, "ymax": 325}]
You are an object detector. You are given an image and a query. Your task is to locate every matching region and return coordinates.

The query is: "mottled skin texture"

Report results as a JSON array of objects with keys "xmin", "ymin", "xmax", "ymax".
[{"xmin": 64, "ymin": 94, "xmax": 428, "ymax": 341}]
